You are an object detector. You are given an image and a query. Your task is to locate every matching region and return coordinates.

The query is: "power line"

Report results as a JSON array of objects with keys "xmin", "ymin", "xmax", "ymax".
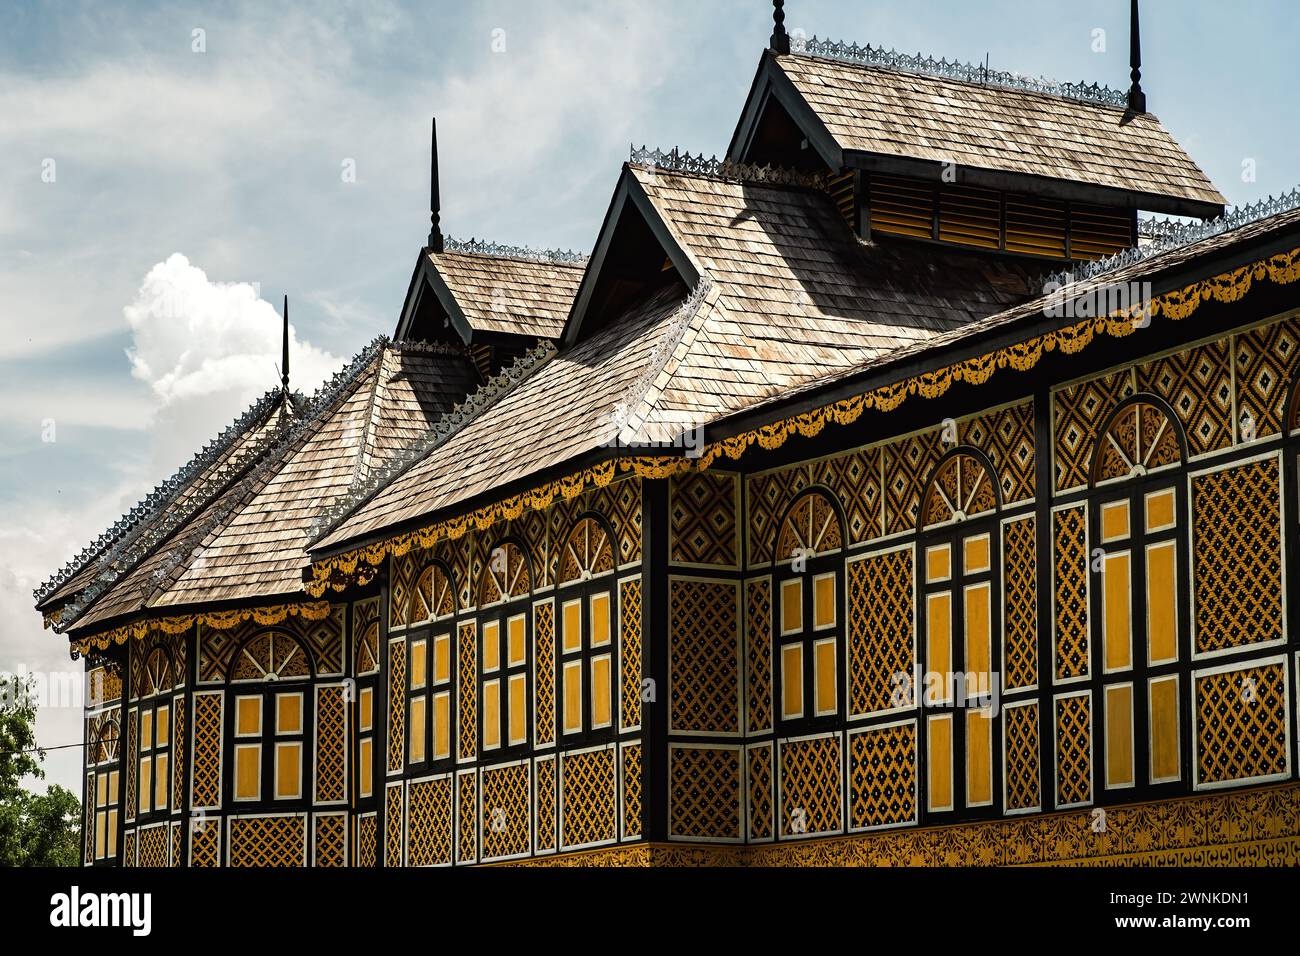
[{"xmin": 0, "ymin": 742, "xmax": 85, "ymax": 756}]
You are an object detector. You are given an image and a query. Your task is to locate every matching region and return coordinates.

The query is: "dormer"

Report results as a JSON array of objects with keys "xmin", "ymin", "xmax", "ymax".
[
  {"xmin": 729, "ymin": 10, "xmax": 1226, "ymax": 264},
  {"xmin": 394, "ymin": 119, "xmax": 586, "ymax": 379}
]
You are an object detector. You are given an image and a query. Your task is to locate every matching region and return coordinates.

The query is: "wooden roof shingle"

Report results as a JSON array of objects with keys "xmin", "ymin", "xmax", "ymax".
[
  {"xmin": 774, "ymin": 53, "xmax": 1225, "ymax": 209},
  {"xmin": 429, "ymin": 250, "xmax": 585, "ymax": 339}
]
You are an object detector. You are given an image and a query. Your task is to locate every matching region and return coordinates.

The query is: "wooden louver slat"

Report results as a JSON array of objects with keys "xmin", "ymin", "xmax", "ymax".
[
  {"xmin": 938, "ymin": 184, "xmax": 1000, "ymax": 250},
  {"xmin": 826, "ymin": 170, "xmax": 856, "ymax": 232},
  {"xmin": 869, "ymin": 175, "xmax": 935, "ymax": 239},
  {"xmin": 1005, "ymin": 196, "xmax": 1067, "ymax": 258},
  {"xmin": 1069, "ymin": 203, "xmax": 1134, "ymax": 260}
]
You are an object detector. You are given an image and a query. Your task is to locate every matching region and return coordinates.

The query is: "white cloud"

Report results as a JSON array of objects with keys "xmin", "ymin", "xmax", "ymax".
[{"xmin": 123, "ymin": 253, "xmax": 341, "ymax": 470}]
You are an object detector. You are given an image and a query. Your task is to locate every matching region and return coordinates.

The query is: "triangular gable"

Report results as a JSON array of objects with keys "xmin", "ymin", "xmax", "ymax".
[{"xmin": 562, "ymin": 165, "xmax": 700, "ymax": 347}]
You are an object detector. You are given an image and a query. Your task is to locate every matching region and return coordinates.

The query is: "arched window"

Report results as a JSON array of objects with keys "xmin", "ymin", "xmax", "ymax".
[
  {"xmin": 1086, "ymin": 395, "xmax": 1188, "ymax": 793},
  {"xmin": 228, "ymin": 631, "xmax": 313, "ymax": 806},
  {"xmin": 91, "ymin": 720, "xmax": 120, "ymax": 864},
  {"xmin": 477, "ymin": 541, "xmax": 533, "ymax": 755},
  {"xmin": 920, "ymin": 451, "xmax": 999, "ymax": 528},
  {"xmin": 1090, "ymin": 398, "xmax": 1184, "ymax": 486},
  {"xmin": 135, "ymin": 648, "xmax": 173, "ymax": 823},
  {"xmin": 405, "ymin": 561, "xmax": 456, "ymax": 772},
  {"xmin": 918, "ymin": 448, "xmax": 1002, "ymax": 816},
  {"xmin": 557, "ymin": 516, "xmax": 617, "ymax": 740},
  {"xmin": 773, "ymin": 491, "xmax": 845, "ymax": 730},
  {"xmin": 354, "ymin": 601, "xmax": 381, "ymax": 802},
  {"xmin": 411, "ymin": 563, "xmax": 456, "ymax": 625}
]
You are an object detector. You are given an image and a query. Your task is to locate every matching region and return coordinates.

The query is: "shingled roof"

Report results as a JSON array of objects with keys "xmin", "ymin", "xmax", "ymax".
[
  {"xmin": 396, "ymin": 244, "xmax": 587, "ymax": 344},
  {"xmin": 316, "ymin": 167, "xmax": 1300, "ymax": 557},
  {"xmin": 313, "ymin": 164, "xmax": 1039, "ymax": 550},
  {"xmin": 732, "ymin": 47, "xmax": 1226, "ymax": 216},
  {"xmin": 61, "ymin": 342, "xmax": 479, "ymax": 634}
]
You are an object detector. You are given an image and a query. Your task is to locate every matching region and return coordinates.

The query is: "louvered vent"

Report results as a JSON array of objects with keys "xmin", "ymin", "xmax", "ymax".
[
  {"xmin": 869, "ymin": 175, "xmax": 934, "ymax": 239},
  {"xmin": 470, "ymin": 343, "xmax": 493, "ymax": 380},
  {"xmin": 1005, "ymin": 196, "xmax": 1068, "ymax": 258},
  {"xmin": 938, "ymin": 184, "xmax": 1001, "ymax": 250},
  {"xmin": 1069, "ymin": 203, "xmax": 1134, "ymax": 260},
  {"xmin": 826, "ymin": 170, "xmax": 856, "ymax": 231}
]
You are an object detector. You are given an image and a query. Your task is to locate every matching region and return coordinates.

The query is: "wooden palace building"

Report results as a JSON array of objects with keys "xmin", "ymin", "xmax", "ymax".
[{"xmin": 39, "ymin": 2, "xmax": 1300, "ymax": 867}]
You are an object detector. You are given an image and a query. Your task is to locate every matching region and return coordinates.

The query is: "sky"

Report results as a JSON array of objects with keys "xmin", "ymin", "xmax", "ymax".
[{"xmin": 1, "ymin": 0, "xmax": 1298, "ymax": 797}]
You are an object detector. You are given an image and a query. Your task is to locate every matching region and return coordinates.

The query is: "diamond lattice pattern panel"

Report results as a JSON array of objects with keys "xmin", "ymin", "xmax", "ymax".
[
  {"xmin": 1196, "ymin": 660, "xmax": 1289, "ymax": 785},
  {"xmin": 191, "ymin": 694, "xmax": 222, "ymax": 810},
  {"xmin": 621, "ymin": 579, "xmax": 643, "ymax": 730},
  {"xmin": 670, "ymin": 471, "xmax": 738, "ymax": 567},
  {"xmin": 228, "ymin": 815, "xmax": 305, "ymax": 867},
  {"xmin": 670, "ymin": 747, "xmax": 741, "ymax": 839},
  {"xmin": 780, "ymin": 735, "xmax": 842, "ymax": 837},
  {"xmin": 315, "ymin": 814, "xmax": 347, "ymax": 867},
  {"xmin": 561, "ymin": 748, "xmax": 617, "ymax": 850},
  {"xmin": 1003, "ymin": 516, "xmax": 1038, "ymax": 690},
  {"xmin": 1191, "ymin": 456, "xmax": 1284, "ymax": 654},
  {"xmin": 848, "ymin": 548, "xmax": 914, "ymax": 716},
  {"xmin": 669, "ymin": 579, "xmax": 739, "ymax": 734},
  {"xmin": 1055, "ymin": 694, "xmax": 1092, "ymax": 807},
  {"xmin": 315, "ymin": 685, "xmax": 346, "ymax": 803},
  {"xmin": 481, "ymin": 763, "xmax": 531, "ymax": 860},
  {"xmin": 407, "ymin": 776, "xmax": 453, "ymax": 867},
  {"xmin": 748, "ymin": 746, "xmax": 773, "ymax": 841},
  {"xmin": 745, "ymin": 578, "xmax": 772, "ymax": 733},
  {"xmin": 1005, "ymin": 702, "xmax": 1040, "ymax": 812},
  {"xmin": 534, "ymin": 602, "xmax": 555, "ymax": 746},
  {"xmin": 623, "ymin": 744, "xmax": 642, "ymax": 839},
  {"xmin": 387, "ymin": 641, "xmax": 406, "ymax": 773},
  {"xmin": 849, "ymin": 722, "xmax": 917, "ymax": 830},
  {"xmin": 1053, "ymin": 505, "xmax": 1089, "ymax": 681}
]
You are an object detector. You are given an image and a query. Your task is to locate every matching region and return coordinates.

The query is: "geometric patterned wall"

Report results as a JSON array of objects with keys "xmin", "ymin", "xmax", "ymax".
[
  {"xmin": 668, "ymin": 745, "xmax": 741, "ymax": 840},
  {"xmin": 481, "ymin": 762, "xmax": 530, "ymax": 861},
  {"xmin": 387, "ymin": 639, "xmax": 406, "ymax": 775},
  {"xmin": 1004, "ymin": 701, "xmax": 1040, "ymax": 812},
  {"xmin": 620, "ymin": 578, "xmax": 643, "ymax": 731},
  {"xmin": 669, "ymin": 578, "xmax": 739, "ymax": 735},
  {"xmin": 1052, "ymin": 504, "xmax": 1089, "ymax": 683},
  {"xmin": 191, "ymin": 692, "xmax": 222, "ymax": 811},
  {"xmin": 1002, "ymin": 515, "xmax": 1037, "ymax": 691},
  {"xmin": 407, "ymin": 775, "xmax": 452, "ymax": 866},
  {"xmin": 779, "ymin": 734, "xmax": 843, "ymax": 838},
  {"xmin": 314, "ymin": 684, "xmax": 347, "ymax": 804},
  {"xmin": 560, "ymin": 746, "xmax": 617, "ymax": 851},
  {"xmin": 846, "ymin": 546, "xmax": 913, "ymax": 717},
  {"xmin": 1191, "ymin": 454, "xmax": 1284, "ymax": 654},
  {"xmin": 848, "ymin": 721, "xmax": 917, "ymax": 830},
  {"xmin": 1055, "ymin": 692, "xmax": 1092, "ymax": 808},
  {"xmin": 228, "ymin": 815, "xmax": 306, "ymax": 867},
  {"xmin": 622, "ymin": 743, "xmax": 642, "ymax": 840},
  {"xmin": 1194, "ymin": 657, "xmax": 1290, "ymax": 787},
  {"xmin": 744, "ymin": 577, "xmax": 772, "ymax": 734},
  {"xmin": 669, "ymin": 471, "xmax": 738, "ymax": 568}
]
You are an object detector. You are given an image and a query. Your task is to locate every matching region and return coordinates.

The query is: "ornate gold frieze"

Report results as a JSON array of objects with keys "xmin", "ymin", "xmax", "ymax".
[
  {"xmin": 504, "ymin": 781, "xmax": 1300, "ymax": 866},
  {"xmin": 71, "ymin": 601, "xmax": 333, "ymax": 656}
]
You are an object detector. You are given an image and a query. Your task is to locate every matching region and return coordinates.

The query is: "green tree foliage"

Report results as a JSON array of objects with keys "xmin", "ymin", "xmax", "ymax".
[{"xmin": 0, "ymin": 673, "xmax": 81, "ymax": 866}]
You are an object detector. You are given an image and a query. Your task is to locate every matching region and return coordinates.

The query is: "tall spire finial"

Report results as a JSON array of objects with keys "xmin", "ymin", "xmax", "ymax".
[
  {"xmin": 770, "ymin": 0, "xmax": 790, "ymax": 55},
  {"xmin": 428, "ymin": 116, "xmax": 443, "ymax": 252},
  {"xmin": 281, "ymin": 295, "xmax": 290, "ymax": 394},
  {"xmin": 1127, "ymin": 0, "xmax": 1146, "ymax": 112}
]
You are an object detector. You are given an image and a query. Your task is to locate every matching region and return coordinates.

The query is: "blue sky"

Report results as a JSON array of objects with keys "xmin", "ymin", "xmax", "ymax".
[{"xmin": 2, "ymin": 0, "xmax": 1298, "ymax": 794}]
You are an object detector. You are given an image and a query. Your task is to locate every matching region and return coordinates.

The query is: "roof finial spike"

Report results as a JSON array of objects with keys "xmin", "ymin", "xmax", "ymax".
[
  {"xmin": 281, "ymin": 294, "xmax": 290, "ymax": 395},
  {"xmin": 428, "ymin": 116, "xmax": 443, "ymax": 252},
  {"xmin": 770, "ymin": 0, "xmax": 790, "ymax": 55},
  {"xmin": 1128, "ymin": 0, "xmax": 1147, "ymax": 112}
]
